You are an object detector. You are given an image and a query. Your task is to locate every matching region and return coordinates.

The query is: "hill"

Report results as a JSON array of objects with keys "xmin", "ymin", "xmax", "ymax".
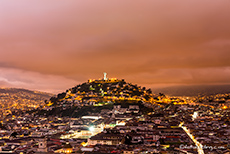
[
  {"xmin": 47, "ymin": 78, "xmax": 153, "ymax": 106},
  {"xmin": 42, "ymin": 78, "xmax": 154, "ymax": 117},
  {"xmin": 0, "ymin": 88, "xmax": 53, "ymax": 117},
  {"xmin": 0, "ymin": 87, "xmax": 53, "ymax": 97}
]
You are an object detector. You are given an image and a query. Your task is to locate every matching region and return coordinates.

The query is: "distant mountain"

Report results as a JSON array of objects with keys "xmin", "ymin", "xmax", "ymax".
[
  {"xmin": 0, "ymin": 87, "xmax": 53, "ymax": 97},
  {"xmin": 0, "ymin": 87, "xmax": 54, "ymax": 109},
  {"xmin": 152, "ymin": 84, "xmax": 230, "ymax": 96}
]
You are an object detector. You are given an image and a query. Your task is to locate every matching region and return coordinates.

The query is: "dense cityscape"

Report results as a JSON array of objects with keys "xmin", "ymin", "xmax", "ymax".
[
  {"xmin": 1, "ymin": 0, "xmax": 230, "ymax": 153},
  {"xmin": 0, "ymin": 88, "xmax": 53, "ymax": 120},
  {"xmin": 0, "ymin": 75, "xmax": 229, "ymax": 154}
]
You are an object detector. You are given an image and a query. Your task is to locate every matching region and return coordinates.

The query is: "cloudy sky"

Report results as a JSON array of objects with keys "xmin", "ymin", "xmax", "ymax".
[{"xmin": 1, "ymin": 0, "xmax": 230, "ymax": 93}]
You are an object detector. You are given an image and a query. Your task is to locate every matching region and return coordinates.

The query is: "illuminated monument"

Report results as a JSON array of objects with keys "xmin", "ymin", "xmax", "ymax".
[
  {"xmin": 103, "ymin": 72, "xmax": 107, "ymax": 80},
  {"xmin": 88, "ymin": 73, "xmax": 121, "ymax": 83}
]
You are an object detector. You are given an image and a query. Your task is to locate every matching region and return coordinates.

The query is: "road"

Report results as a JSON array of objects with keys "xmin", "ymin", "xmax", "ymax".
[{"xmin": 179, "ymin": 122, "xmax": 204, "ymax": 154}]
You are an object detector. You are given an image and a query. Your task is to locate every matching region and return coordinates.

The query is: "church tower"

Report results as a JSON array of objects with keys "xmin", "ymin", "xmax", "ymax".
[{"xmin": 37, "ymin": 138, "xmax": 48, "ymax": 152}]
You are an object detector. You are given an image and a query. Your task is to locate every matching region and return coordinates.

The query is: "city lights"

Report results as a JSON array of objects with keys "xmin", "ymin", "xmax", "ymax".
[{"xmin": 89, "ymin": 126, "xmax": 94, "ymax": 132}]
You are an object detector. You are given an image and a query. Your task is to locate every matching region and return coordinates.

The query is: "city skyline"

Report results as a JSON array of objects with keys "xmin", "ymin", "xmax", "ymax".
[{"xmin": 1, "ymin": 0, "xmax": 230, "ymax": 93}]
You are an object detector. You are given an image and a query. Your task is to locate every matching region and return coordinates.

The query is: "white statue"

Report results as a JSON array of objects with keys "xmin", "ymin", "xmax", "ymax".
[{"xmin": 103, "ymin": 72, "xmax": 107, "ymax": 80}]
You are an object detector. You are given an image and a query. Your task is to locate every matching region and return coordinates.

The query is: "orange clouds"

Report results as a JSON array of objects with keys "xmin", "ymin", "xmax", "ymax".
[{"xmin": 0, "ymin": 0, "xmax": 230, "ymax": 92}]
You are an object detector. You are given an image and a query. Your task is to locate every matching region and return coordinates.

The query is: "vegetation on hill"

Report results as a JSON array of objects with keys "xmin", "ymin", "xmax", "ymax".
[
  {"xmin": 40, "ymin": 78, "xmax": 155, "ymax": 117},
  {"xmin": 35, "ymin": 100, "xmax": 153, "ymax": 118},
  {"xmin": 46, "ymin": 78, "xmax": 153, "ymax": 107}
]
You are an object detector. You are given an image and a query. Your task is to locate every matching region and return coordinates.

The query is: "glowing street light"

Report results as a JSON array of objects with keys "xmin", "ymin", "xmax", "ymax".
[
  {"xmin": 89, "ymin": 126, "xmax": 94, "ymax": 132},
  {"xmin": 192, "ymin": 111, "xmax": 198, "ymax": 120}
]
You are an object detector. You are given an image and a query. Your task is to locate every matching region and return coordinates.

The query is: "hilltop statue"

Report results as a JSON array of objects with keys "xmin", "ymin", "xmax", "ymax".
[{"xmin": 103, "ymin": 72, "xmax": 107, "ymax": 80}]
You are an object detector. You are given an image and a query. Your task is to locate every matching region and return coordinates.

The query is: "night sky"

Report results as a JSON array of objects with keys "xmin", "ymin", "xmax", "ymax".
[{"xmin": 1, "ymin": 0, "xmax": 230, "ymax": 93}]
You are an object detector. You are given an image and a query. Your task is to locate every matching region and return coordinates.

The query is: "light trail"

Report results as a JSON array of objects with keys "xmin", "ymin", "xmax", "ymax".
[{"xmin": 179, "ymin": 122, "xmax": 204, "ymax": 154}]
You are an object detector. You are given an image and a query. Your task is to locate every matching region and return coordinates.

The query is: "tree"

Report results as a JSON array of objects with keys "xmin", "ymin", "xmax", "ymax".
[
  {"xmin": 146, "ymin": 89, "xmax": 152, "ymax": 94},
  {"xmin": 159, "ymin": 138, "xmax": 165, "ymax": 144},
  {"xmin": 10, "ymin": 132, "xmax": 18, "ymax": 138},
  {"xmin": 57, "ymin": 92, "xmax": 66, "ymax": 99},
  {"xmin": 124, "ymin": 134, "xmax": 132, "ymax": 145}
]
